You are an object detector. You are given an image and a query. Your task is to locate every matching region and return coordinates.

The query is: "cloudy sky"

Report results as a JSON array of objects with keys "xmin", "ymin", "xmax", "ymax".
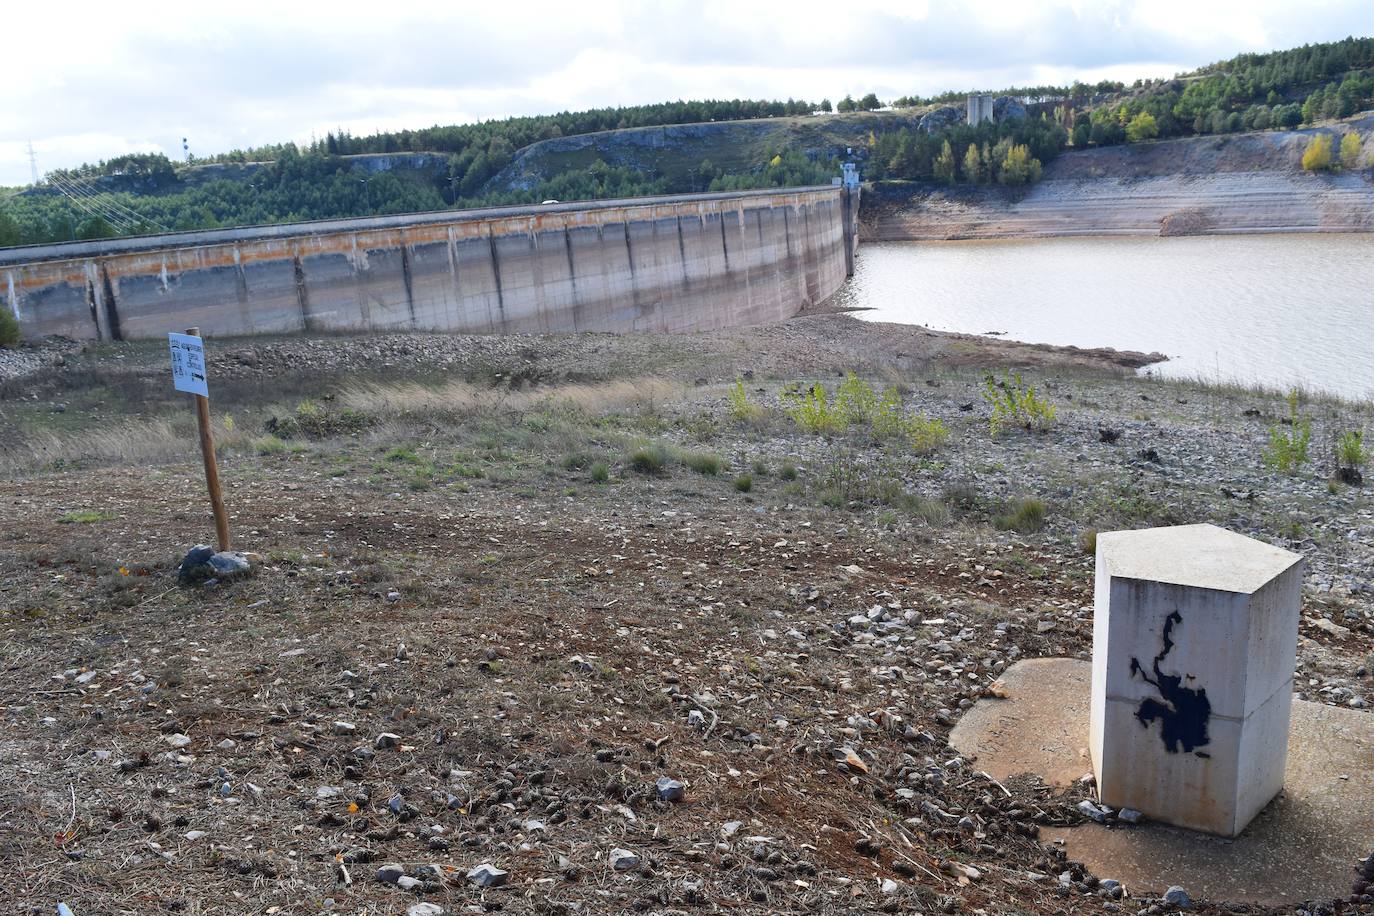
[{"xmin": 4, "ymin": 0, "xmax": 1373, "ymax": 186}]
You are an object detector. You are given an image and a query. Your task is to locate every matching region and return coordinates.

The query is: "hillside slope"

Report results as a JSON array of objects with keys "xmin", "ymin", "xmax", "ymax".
[
  {"xmin": 861, "ymin": 114, "xmax": 1374, "ymax": 239},
  {"xmin": 482, "ymin": 110, "xmax": 934, "ymax": 193}
]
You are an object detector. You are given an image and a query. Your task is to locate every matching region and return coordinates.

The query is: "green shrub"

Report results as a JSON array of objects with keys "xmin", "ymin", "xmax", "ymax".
[
  {"xmin": 733, "ymin": 474, "xmax": 754, "ymax": 492},
  {"xmin": 682, "ymin": 450, "xmax": 724, "ymax": 476},
  {"xmin": 1262, "ymin": 389, "xmax": 1311, "ymax": 474},
  {"xmin": 872, "ymin": 386, "xmax": 948, "ymax": 454},
  {"xmin": 628, "ymin": 443, "xmax": 667, "ymax": 475},
  {"xmin": 835, "ymin": 373, "xmax": 878, "ymax": 426},
  {"xmin": 871, "ymin": 387, "xmax": 907, "ymax": 439},
  {"xmin": 783, "ymin": 384, "xmax": 846, "ymax": 435},
  {"xmin": 727, "ymin": 379, "xmax": 765, "ymax": 425},
  {"xmin": 254, "ymin": 434, "xmax": 288, "ymax": 456},
  {"xmin": 274, "ymin": 399, "xmax": 370, "ymax": 438},
  {"xmin": 751, "ymin": 458, "xmax": 769, "ymax": 476},
  {"xmin": 996, "ymin": 497, "xmax": 1048, "ymax": 534},
  {"xmin": 905, "ymin": 416, "xmax": 950, "ymax": 455},
  {"xmin": 1079, "ymin": 529, "xmax": 1099, "ymax": 555},
  {"xmin": 0, "ymin": 308, "xmax": 19, "ymax": 348},
  {"xmin": 779, "ymin": 462, "xmax": 798, "ymax": 480},
  {"xmin": 1336, "ymin": 430, "xmax": 1367, "ymax": 469},
  {"xmin": 589, "ymin": 460, "xmax": 610, "ymax": 483},
  {"xmin": 982, "ymin": 372, "xmax": 1057, "ymax": 436}
]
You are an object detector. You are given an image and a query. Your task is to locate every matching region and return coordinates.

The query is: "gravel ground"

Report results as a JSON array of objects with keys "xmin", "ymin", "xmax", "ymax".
[{"xmin": 0, "ymin": 316, "xmax": 1369, "ymax": 915}]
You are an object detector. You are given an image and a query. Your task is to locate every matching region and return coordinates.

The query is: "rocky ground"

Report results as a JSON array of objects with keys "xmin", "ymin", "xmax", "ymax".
[{"xmin": 0, "ymin": 315, "xmax": 1370, "ymax": 915}]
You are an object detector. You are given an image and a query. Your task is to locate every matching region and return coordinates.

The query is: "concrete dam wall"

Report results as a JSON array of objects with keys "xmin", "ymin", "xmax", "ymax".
[{"xmin": 2, "ymin": 187, "xmax": 855, "ymax": 342}]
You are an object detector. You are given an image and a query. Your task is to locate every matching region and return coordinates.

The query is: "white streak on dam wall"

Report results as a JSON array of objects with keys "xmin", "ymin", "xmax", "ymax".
[{"xmin": 0, "ymin": 187, "xmax": 855, "ymax": 341}]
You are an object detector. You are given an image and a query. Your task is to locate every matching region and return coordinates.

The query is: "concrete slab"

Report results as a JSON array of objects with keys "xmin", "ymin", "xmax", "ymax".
[{"xmin": 950, "ymin": 658, "xmax": 1374, "ymax": 905}]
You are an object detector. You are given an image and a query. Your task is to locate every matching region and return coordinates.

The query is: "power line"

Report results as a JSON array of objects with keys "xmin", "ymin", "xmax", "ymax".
[
  {"xmin": 46, "ymin": 172, "xmax": 137, "ymax": 231},
  {"xmin": 45, "ymin": 172, "xmax": 140, "ymax": 233},
  {"xmin": 64, "ymin": 172, "xmax": 167, "ymax": 232},
  {"xmin": 46, "ymin": 170, "xmax": 170, "ymax": 235}
]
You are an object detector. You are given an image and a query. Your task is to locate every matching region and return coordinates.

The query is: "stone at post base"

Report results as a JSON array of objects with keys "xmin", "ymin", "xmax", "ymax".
[
  {"xmin": 1089, "ymin": 524, "xmax": 1303, "ymax": 837},
  {"xmin": 177, "ymin": 544, "xmax": 253, "ymax": 585}
]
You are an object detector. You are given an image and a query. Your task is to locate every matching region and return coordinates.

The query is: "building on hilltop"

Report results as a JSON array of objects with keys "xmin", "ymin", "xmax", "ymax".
[{"xmin": 967, "ymin": 94, "xmax": 996, "ymax": 125}]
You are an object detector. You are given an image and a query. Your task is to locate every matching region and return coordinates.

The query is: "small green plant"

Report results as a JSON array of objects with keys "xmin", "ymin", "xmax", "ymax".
[
  {"xmin": 733, "ymin": 473, "xmax": 753, "ymax": 492},
  {"xmin": 383, "ymin": 445, "xmax": 425, "ymax": 464},
  {"xmin": 1079, "ymin": 528, "xmax": 1099, "ymax": 555},
  {"xmin": 835, "ymin": 373, "xmax": 878, "ymax": 426},
  {"xmin": 872, "ymin": 387, "xmax": 907, "ymax": 439},
  {"xmin": 0, "ymin": 308, "xmax": 19, "ymax": 348},
  {"xmin": 254, "ymin": 434, "xmax": 288, "ymax": 456},
  {"xmin": 751, "ymin": 458, "xmax": 769, "ymax": 476},
  {"xmin": 727, "ymin": 379, "xmax": 765, "ymax": 425},
  {"xmin": 779, "ymin": 461, "xmax": 798, "ymax": 480},
  {"xmin": 58, "ymin": 509, "xmax": 114, "ymax": 524},
  {"xmin": 589, "ymin": 460, "xmax": 610, "ymax": 483},
  {"xmin": 983, "ymin": 372, "xmax": 1057, "ymax": 435},
  {"xmin": 996, "ymin": 497, "xmax": 1048, "ymax": 534},
  {"xmin": 628, "ymin": 443, "xmax": 667, "ymax": 475},
  {"xmin": 1262, "ymin": 389, "xmax": 1311, "ymax": 474},
  {"xmin": 682, "ymin": 450, "xmax": 723, "ymax": 476},
  {"xmin": 562, "ymin": 452, "xmax": 594, "ymax": 471},
  {"xmin": 783, "ymin": 384, "xmax": 846, "ymax": 435},
  {"xmin": 1337, "ymin": 430, "xmax": 1368, "ymax": 467},
  {"xmin": 1334, "ymin": 429, "xmax": 1366, "ymax": 485},
  {"xmin": 871, "ymin": 386, "xmax": 948, "ymax": 454},
  {"xmin": 905, "ymin": 416, "xmax": 950, "ymax": 455}
]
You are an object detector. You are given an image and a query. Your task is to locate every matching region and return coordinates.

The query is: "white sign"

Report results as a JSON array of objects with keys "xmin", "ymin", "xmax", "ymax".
[{"xmin": 168, "ymin": 332, "xmax": 209, "ymax": 397}]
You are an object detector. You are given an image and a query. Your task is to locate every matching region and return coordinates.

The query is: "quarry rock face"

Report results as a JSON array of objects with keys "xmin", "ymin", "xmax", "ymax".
[
  {"xmin": 992, "ymin": 97, "xmax": 1028, "ymax": 122},
  {"xmin": 1089, "ymin": 524, "xmax": 1303, "ymax": 836},
  {"xmin": 917, "ymin": 106, "xmax": 962, "ymax": 132}
]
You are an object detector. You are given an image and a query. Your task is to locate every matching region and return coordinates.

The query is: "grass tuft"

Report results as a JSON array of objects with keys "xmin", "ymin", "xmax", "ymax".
[
  {"xmin": 996, "ymin": 497, "xmax": 1048, "ymax": 534},
  {"xmin": 58, "ymin": 509, "xmax": 114, "ymax": 524}
]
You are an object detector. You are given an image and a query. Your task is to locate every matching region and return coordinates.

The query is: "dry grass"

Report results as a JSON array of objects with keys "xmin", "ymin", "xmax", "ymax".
[
  {"xmin": 338, "ymin": 376, "xmax": 684, "ymax": 417},
  {"xmin": 0, "ymin": 417, "xmax": 254, "ymax": 475}
]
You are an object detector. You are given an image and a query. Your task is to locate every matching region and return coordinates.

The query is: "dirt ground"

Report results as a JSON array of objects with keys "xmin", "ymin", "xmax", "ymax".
[{"xmin": 0, "ymin": 315, "xmax": 1369, "ymax": 915}]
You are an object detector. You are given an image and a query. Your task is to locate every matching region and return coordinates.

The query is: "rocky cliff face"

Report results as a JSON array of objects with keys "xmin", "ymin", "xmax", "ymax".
[{"xmin": 861, "ymin": 115, "xmax": 1374, "ymax": 240}]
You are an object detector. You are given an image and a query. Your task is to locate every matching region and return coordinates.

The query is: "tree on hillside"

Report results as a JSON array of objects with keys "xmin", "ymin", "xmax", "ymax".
[
  {"xmin": 859, "ymin": 93, "xmax": 882, "ymax": 111},
  {"xmin": 1275, "ymin": 104, "xmax": 1304, "ymax": 129},
  {"xmin": 819, "ymin": 98, "xmax": 833, "ymax": 113},
  {"xmin": 962, "ymin": 142, "xmax": 984, "ymax": 183},
  {"xmin": 1301, "ymin": 134, "xmax": 1334, "ymax": 171},
  {"xmin": 933, "ymin": 140, "xmax": 956, "ymax": 185},
  {"xmin": 1125, "ymin": 111, "xmax": 1159, "ymax": 142},
  {"xmin": 1340, "ymin": 132, "xmax": 1363, "ymax": 170},
  {"xmin": 836, "ymin": 95, "xmax": 858, "ymax": 113},
  {"xmin": 0, "ymin": 209, "xmax": 21, "ymax": 248},
  {"xmin": 998, "ymin": 144, "xmax": 1043, "ymax": 186}
]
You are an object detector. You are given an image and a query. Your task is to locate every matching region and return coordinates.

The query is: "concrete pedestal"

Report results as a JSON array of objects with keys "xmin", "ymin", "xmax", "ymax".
[{"xmin": 1089, "ymin": 524, "xmax": 1303, "ymax": 837}]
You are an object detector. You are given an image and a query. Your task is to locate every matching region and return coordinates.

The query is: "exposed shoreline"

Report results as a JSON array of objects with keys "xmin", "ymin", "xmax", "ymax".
[
  {"xmin": 859, "ymin": 115, "xmax": 1374, "ymax": 242},
  {"xmin": 860, "ymin": 172, "xmax": 1374, "ymax": 241},
  {"xmin": 2, "ymin": 310, "xmax": 1372, "ymax": 912}
]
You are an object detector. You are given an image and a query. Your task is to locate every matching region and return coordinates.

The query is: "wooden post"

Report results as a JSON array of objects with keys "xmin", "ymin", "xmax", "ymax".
[{"xmin": 184, "ymin": 327, "xmax": 231, "ymax": 551}]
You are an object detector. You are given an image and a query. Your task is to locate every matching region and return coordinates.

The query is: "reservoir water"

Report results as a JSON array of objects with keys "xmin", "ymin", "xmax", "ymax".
[{"xmin": 847, "ymin": 235, "xmax": 1374, "ymax": 400}]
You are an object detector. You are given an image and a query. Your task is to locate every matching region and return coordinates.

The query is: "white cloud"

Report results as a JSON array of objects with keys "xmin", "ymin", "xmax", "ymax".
[{"xmin": 2, "ymin": 0, "xmax": 1372, "ymax": 184}]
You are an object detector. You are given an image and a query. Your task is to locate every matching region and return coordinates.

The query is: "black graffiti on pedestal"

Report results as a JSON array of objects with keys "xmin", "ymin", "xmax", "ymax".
[{"xmin": 1129, "ymin": 611, "xmax": 1212, "ymax": 757}]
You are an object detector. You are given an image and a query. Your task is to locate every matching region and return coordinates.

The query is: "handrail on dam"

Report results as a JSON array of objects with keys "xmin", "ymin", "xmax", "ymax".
[
  {"xmin": 5, "ymin": 186, "xmax": 859, "ymax": 342},
  {"xmin": 0, "ymin": 186, "xmax": 841, "ymax": 267}
]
